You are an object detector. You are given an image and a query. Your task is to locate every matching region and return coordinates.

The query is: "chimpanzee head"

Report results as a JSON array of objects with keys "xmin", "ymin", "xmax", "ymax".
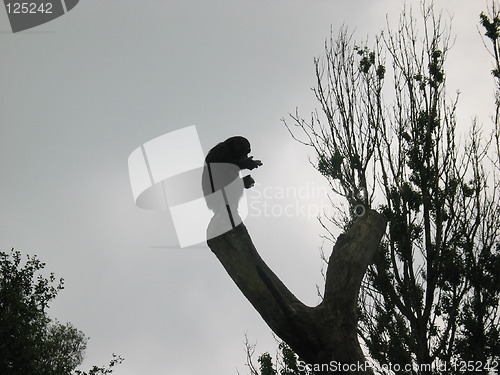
[{"xmin": 224, "ymin": 136, "xmax": 251, "ymax": 158}]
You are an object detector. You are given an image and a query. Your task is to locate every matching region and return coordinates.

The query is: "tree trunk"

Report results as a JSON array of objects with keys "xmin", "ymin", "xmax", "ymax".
[{"xmin": 207, "ymin": 208, "xmax": 387, "ymax": 375}]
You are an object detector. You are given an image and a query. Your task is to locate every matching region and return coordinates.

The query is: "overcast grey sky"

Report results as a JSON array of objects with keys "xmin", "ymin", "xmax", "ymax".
[{"xmin": 0, "ymin": 1, "xmax": 495, "ymax": 374}]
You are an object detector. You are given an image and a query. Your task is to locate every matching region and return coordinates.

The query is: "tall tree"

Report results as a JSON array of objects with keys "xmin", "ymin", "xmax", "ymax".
[{"xmin": 283, "ymin": 2, "xmax": 499, "ymax": 374}]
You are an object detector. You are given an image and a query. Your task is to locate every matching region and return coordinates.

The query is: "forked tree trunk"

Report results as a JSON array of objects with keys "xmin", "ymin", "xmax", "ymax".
[{"xmin": 207, "ymin": 208, "xmax": 387, "ymax": 375}]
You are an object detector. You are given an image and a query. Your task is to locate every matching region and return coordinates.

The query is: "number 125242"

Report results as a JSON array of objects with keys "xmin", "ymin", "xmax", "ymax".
[{"xmin": 6, "ymin": 3, "xmax": 53, "ymax": 14}]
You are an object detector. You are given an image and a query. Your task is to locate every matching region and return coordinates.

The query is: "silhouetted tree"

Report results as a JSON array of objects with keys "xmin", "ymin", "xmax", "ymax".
[
  {"xmin": 0, "ymin": 249, "xmax": 122, "ymax": 375},
  {"xmin": 283, "ymin": 2, "xmax": 499, "ymax": 374}
]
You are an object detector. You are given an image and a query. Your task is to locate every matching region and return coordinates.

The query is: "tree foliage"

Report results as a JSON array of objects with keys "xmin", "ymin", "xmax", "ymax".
[
  {"xmin": 283, "ymin": 2, "xmax": 499, "ymax": 374},
  {"xmin": 243, "ymin": 338, "xmax": 315, "ymax": 375},
  {"xmin": 0, "ymin": 249, "xmax": 122, "ymax": 375}
]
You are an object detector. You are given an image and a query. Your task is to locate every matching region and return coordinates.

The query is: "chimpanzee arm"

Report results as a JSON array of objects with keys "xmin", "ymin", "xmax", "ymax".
[{"xmin": 237, "ymin": 156, "xmax": 262, "ymax": 170}]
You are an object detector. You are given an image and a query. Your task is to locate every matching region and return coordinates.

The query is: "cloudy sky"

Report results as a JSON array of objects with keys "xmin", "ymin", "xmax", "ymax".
[{"xmin": 0, "ymin": 1, "xmax": 495, "ymax": 374}]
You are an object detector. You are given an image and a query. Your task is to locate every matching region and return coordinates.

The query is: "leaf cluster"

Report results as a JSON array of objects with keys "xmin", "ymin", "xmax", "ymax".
[
  {"xmin": 246, "ymin": 341, "xmax": 314, "ymax": 375},
  {"xmin": 0, "ymin": 249, "xmax": 123, "ymax": 375}
]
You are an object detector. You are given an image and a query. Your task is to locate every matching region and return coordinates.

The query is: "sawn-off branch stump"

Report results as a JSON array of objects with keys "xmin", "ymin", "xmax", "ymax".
[{"xmin": 207, "ymin": 208, "xmax": 387, "ymax": 375}]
